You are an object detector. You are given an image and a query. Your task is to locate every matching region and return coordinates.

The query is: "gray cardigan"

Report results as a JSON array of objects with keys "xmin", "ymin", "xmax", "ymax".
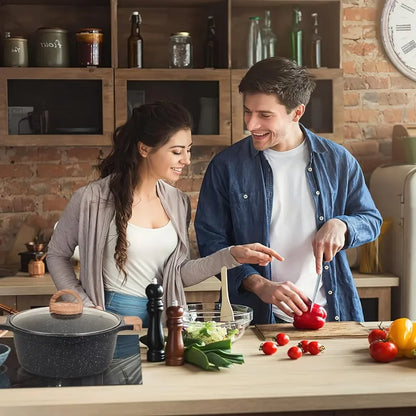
[{"xmin": 47, "ymin": 176, "xmax": 239, "ymax": 310}]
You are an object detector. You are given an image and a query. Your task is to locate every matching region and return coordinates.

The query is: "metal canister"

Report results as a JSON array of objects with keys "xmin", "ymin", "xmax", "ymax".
[
  {"xmin": 3, "ymin": 33, "xmax": 28, "ymax": 67},
  {"xmin": 76, "ymin": 28, "xmax": 103, "ymax": 67},
  {"xmin": 169, "ymin": 32, "xmax": 192, "ymax": 68},
  {"xmin": 35, "ymin": 27, "xmax": 69, "ymax": 67}
]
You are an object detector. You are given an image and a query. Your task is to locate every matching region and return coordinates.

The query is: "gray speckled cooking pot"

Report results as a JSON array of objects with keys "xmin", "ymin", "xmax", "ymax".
[{"xmin": 0, "ymin": 290, "xmax": 133, "ymax": 378}]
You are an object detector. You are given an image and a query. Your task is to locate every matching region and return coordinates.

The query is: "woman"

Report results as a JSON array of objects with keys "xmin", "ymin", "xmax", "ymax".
[{"xmin": 47, "ymin": 101, "xmax": 282, "ymax": 332}]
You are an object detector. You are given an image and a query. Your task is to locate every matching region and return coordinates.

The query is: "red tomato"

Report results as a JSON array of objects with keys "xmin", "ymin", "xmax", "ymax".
[
  {"xmin": 275, "ymin": 333, "xmax": 290, "ymax": 346},
  {"xmin": 260, "ymin": 341, "xmax": 278, "ymax": 355},
  {"xmin": 369, "ymin": 340, "xmax": 398, "ymax": 363},
  {"xmin": 298, "ymin": 340, "xmax": 310, "ymax": 353},
  {"xmin": 308, "ymin": 341, "xmax": 325, "ymax": 355},
  {"xmin": 287, "ymin": 346, "xmax": 303, "ymax": 360},
  {"xmin": 368, "ymin": 328, "xmax": 387, "ymax": 344}
]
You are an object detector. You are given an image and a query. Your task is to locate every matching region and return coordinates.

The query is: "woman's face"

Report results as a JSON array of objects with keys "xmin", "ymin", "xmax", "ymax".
[{"xmin": 140, "ymin": 128, "xmax": 192, "ymax": 183}]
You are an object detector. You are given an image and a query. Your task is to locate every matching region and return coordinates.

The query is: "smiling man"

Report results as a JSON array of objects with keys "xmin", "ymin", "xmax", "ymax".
[{"xmin": 195, "ymin": 57, "xmax": 382, "ymax": 325}]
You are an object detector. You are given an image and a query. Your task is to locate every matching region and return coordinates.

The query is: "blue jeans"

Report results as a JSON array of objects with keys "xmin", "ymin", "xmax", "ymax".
[{"xmin": 105, "ymin": 291, "xmax": 149, "ymax": 358}]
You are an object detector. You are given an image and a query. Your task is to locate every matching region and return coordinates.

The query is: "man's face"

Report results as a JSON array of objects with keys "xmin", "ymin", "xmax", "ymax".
[{"xmin": 243, "ymin": 93, "xmax": 301, "ymax": 152}]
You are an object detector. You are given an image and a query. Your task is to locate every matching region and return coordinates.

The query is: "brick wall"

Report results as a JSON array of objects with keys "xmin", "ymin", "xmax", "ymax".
[
  {"xmin": 1, "ymin": 0, "xmax": 416, "ymax": 265},
  {"xmin": 342, "ymin": 0, "xmax": 416, "ymax": 175}
]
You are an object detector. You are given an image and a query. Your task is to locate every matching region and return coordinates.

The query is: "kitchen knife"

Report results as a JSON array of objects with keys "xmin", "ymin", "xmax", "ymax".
[{"xmin": 310, "ymin": 273, "xmax": 322, "ymax": 311}]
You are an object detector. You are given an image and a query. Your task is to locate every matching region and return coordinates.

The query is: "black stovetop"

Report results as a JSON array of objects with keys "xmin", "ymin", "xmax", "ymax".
[{"xmin": 0, "ymin": 336, "xmax": 143, "ymax": 388}]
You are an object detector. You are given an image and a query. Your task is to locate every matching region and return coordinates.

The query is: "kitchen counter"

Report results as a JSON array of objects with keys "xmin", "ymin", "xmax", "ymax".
[
  {"xmin": 0, "ymin": 272, "xmax": 399, "ymax": 320},
  {"xmin": 1, "ymin": 320, "xmax": 416, "ymax": 416},
  {"xmin": 0, "ymin": 274, "xmax": 222, "ymax": 310}
]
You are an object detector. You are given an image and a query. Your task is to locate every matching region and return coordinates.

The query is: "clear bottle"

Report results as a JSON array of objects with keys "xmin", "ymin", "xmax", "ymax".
[
  {"xmin": 204, "ymin": 16, "xmax": 218, "ymax": 68},
  {"xmin": 261, "ymin": 10, "xmax": 277, "ymax": 59},
  {"xmin": 128, "ymin": 11, "xmax": 143, "ymax": 68},
  {"xmin": 169, "ymin": 32, "xmax": 192, "ymax": 68},
  {"xmin": 291, "ymin": 7, "xmax": 303, "ymax": 66},
  {"xmin": 247, "ymin": 16, "xmax": 262, "ymax": 68},
  {"xmin": 310, "ymin": 12, "xmax": 322, "ymax": 68}
]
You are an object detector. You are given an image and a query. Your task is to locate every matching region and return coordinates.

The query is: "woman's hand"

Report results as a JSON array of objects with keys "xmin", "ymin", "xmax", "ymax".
[
  {"xmin": 230, "ymin": 243, "xmax": 284, "ymax": 266},
  {"xmin": 123, "ymin": 315, "xmax": 143, "ymax": 332}
]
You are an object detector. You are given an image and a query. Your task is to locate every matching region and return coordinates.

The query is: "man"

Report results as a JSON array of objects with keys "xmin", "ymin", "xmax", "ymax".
[{"xmin": 194, "ymin": 57, "xmax": 382, "ymax": 324}]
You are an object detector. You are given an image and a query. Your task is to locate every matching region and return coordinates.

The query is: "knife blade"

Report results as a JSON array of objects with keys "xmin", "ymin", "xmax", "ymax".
[{"xmin": 310, "ymin": 273, "xmax": 322, "ymax": 311}]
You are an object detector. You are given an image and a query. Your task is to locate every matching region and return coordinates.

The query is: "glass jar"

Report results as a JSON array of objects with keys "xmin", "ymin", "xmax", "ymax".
[
  {"xmin": 76, "ymin": 28, "xmax": 103, "ymax": 67},
  {"xmin": 35, "ymin": 27, "xmax": 69, "ymax": 67},
  {"xmin": 169, "ymin": 32, "xmax": 192, "ymax": 68}
]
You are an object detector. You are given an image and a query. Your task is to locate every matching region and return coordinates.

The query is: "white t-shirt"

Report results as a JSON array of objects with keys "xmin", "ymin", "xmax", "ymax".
[
  {"xmin": 103, "ymin": 217, "xmax": 178, "ymax": 297},
  {"xmin": 264, "ymin": 141, "xmax": 326, "ymax": 321}
]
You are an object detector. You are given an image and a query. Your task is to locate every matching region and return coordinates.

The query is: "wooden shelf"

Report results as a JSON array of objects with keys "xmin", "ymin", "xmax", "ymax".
[{"xmin": 0, "ymin": 0, "xmax": 343, "ymax": 146}]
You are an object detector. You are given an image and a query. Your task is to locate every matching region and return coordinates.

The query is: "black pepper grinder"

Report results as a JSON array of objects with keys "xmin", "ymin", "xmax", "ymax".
[
  {"xmin": 145, "ymin": 278, "xmax": 165, "ymax": 362},
  {"xmin": 165, "ymin": 300, "xmax": 185, "ymax": 366}
]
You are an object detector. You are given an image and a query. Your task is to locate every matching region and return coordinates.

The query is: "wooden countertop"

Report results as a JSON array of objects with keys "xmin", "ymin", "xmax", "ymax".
[
  {"xmin": 0, "ymin": 273, "xmax": 221, "ymax": 296},
  {"xmin": 1, "ymin": 321, "xmax": 416, "ymax": 416},
  {"xmin": 0, "ymin": 272, "xmax": 398, "ymax": 297}
]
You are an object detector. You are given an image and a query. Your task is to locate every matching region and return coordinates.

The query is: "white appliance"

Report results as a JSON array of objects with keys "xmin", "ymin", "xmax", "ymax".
[{"xmin": 370, "ymin": 164, "xmax": 416, "ymax": 320}]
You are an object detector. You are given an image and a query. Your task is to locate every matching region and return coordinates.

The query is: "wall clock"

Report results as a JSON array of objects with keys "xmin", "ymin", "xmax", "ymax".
[{"xmin": 381, "ymin": 0, "xmax": 416, "ymax": 81}]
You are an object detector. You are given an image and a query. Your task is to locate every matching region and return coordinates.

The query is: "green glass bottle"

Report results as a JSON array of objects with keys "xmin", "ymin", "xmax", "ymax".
[{"xmin": 291, "ymin": 7, "xmax": 303, "ymax": 66}]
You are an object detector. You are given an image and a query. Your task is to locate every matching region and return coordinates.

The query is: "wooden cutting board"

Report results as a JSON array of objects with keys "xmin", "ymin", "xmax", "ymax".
[{"xmin": 254, "ymin": 321, "xmax": 369, "ymax": 340}]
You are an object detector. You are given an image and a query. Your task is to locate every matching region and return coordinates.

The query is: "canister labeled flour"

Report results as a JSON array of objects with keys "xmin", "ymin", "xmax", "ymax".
[{"xmin": 35, "ymin": 27, "xmax": 69, "ymax": 67}]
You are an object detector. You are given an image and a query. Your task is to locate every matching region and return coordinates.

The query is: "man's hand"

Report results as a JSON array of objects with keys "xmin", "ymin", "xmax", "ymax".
[
  {"xmin": 242, "ymin": 274, "xmax": 309, "ymax": 317},
  {"xmin": 230, "ymin": 243, "xmax": 284, "ymax": 266},
  {"xmin": 313, "ymin": 218, "xmax": 347, "ymax": 274}
]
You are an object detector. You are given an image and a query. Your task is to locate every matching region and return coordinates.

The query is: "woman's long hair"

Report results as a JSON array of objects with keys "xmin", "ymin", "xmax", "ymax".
[{"xmin": 98, "ymin": 101, "xmax": 193, "ymax": 279}]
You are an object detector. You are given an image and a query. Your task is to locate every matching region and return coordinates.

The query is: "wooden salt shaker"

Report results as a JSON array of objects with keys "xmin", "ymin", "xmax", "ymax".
[
  {"xmin": 165, "ymin": 300, "xmax": 184, "ymax": 366},
  {"xmin": 145, "ymin": 278, "xmax": 165, "ymax": 362}
]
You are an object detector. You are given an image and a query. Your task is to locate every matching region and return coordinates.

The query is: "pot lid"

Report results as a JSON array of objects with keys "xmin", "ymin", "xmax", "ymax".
[
  {"xmin": 9, "ymin": 290, "xmax": 121, "ymax": 336},
  {"xmin": 10, "ymin": 307, "xmax": 120, "ymax": 336}
]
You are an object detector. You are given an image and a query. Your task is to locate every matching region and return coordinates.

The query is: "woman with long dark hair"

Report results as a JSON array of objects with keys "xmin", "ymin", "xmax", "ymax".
[{"xmin": 47, "ymin": 101, "xmax": 282, "ymax": 333}]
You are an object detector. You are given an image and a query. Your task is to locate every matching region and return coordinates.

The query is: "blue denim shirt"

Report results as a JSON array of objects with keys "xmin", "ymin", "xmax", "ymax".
[{"xmin": 195, "ymin": 126, "xmax": 382, "ymax": 324}]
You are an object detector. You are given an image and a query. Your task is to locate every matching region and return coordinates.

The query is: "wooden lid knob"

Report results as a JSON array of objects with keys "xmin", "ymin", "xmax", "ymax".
[{"xmin": 49, "ymin": 289, "xmax": 83, "ymax": 316}]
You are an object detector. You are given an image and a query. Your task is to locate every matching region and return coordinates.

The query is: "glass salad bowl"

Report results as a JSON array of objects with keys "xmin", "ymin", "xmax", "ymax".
[{"xmin": 182, "ymin": 303, "xmax": 253, "ymax": 343}]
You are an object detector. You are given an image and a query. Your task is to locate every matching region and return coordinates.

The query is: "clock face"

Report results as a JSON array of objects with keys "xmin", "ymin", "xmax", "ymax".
[{"xmin": 381, "ymin": 0, "xmax": 416, "ymax": 81}]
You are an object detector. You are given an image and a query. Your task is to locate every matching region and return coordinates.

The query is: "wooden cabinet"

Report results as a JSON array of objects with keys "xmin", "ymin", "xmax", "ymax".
[{"xmin": 0, "ymin": 0, "xmax": 343, "ymax": 147}]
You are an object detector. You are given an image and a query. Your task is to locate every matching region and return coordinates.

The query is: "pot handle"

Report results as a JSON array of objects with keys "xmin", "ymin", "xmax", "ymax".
[
  {"xmin": 49, "ymin": 289, "xmax": 84, "ymax": 316},
  {"xmin": 0, "ymin": 316, "xmax": 13, "ymax": 332}
]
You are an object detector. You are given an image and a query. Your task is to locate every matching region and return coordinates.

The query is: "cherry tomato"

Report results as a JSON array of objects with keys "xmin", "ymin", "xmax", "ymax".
[
  {"xmin": 260, "ymin": 341, "xmax": 278, "ymax": 355},
  {"xmin": 308, "ymin": 341, "xmax": 325, "ymax": 355},
  {"xmin": 368, "ymin": 328, "xmax": 388, "ymax": 344},
  {"xmin": 369, "ymin": 340, "xmax": 398, "ymax": 363},
  {"xmin": 275, "ymin": 333, "xmax": 290, "ymax": 346},
  {"xmin": 287, "ymin": 346, "xmax": 303, "ymax": 360},
  {"xmin": 298, "ymin": 340, "xmax": 310, "ymax": 353}
]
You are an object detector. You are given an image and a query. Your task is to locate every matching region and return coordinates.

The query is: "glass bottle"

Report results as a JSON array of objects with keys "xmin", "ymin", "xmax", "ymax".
[
  {"xmin": 291, "ymin": 7, "xmax": 303, "ymax": 66},
  {"xmin": 262, "ymin": 10, "xmax": 277, "ymax": 59},
  {"xmin": 247, "ymin": 16, "xmax": 262, "ymax": 68},
  {"xmin": 204, "ymin": 15, "xmax": 218, "ymax": 68},
  {"xmin": 310, "ymin": 12, "xmax": 322, "ymax": 68},
  {"xmin": 128, "ymin": 11, "xmax": 143, "ymax": 68}
]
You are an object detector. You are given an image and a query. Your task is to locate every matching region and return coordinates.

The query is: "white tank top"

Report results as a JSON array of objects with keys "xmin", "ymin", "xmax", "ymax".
[
  {"xmin": 103, "ymin": 217, "xmax": 178, "ymax": 297},
  {"xmin": 264, "ymin": 141, "xmax": 326, "ymax": 321}
]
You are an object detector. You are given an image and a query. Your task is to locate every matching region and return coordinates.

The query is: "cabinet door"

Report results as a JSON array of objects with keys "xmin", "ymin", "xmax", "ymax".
[
  {"xmin": 115, "ymin": 69, "xmax": 231, "ymax": 146},
  {"xmin": 0, "ymin": 68, "xmax": 114, "ymax": 146},
  {"xmin": 231, "ymin": 68, "xmax": 343, "ymax": 143}
]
